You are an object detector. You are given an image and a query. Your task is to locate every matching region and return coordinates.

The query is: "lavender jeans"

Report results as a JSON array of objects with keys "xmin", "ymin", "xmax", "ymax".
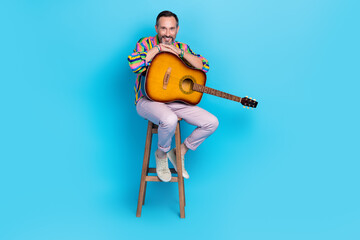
[{"xmin": 136, "ymin": 97, "xmax": 219, "ymax": 152}]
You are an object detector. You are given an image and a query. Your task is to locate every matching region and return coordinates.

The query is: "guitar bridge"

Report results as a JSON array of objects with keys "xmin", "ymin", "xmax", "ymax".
[{"xmin": 163, "ymin": 67, "xmax": 172, "ymax": 89}]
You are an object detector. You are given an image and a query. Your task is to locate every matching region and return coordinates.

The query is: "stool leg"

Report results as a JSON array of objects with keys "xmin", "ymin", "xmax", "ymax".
[
  {"xmin": 183, "ymin": 178, "xmax": 185, "ymax": 207},
  {"xmin": 142, "ymin": 183, "xmax": 147, "ymax": 206},
  {"xmin": 136, "ymin": 121, "xmax": 153, "ymax": 217},
  {"xmin": 178, "ymin": 121, "xmax": 186, "ymax": 207},
  {"xmin": 142, "ymin": 147, "xmax": 151, "ymax": 206},
  {"xmin": 175, "ymin": 121, "xmax": 185, "ymax": 218}
]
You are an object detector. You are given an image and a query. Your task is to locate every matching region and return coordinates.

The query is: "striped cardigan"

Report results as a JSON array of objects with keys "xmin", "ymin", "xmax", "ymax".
[{"xmin": 128, "ymin": 35, "xmax": 210, "ymax": 104}]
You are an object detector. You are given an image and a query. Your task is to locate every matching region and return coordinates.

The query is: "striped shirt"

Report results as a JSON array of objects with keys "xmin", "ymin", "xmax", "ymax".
[{"xmin": 127, "ymin": 35, "xmax": 210, "ymax": 104}]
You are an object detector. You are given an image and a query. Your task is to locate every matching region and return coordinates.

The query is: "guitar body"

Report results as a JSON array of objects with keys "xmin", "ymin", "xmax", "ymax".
[{"xmin": 145, "ymin": 52, "xmax": 206, "ymax": 105}]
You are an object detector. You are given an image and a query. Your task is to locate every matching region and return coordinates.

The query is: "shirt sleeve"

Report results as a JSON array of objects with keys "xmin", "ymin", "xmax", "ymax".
[
  {"xmin": 128, "ymin": 38, "xmax": 150, "ymax": 74},
  {"xmin": 185, "ymin": 45, "xmax": 210, "ymax": 73}
]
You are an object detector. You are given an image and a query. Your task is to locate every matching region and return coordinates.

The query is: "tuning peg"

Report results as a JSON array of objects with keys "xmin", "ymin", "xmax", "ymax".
[
  {"xmin": 246, "ymin": 96, "xmax": 248, "ymax": 98},
  {"xmin": 247, "ymin": 107, "xmax": 249, "ymax": 109},
  {"xmin": 254, "ymin": 99, "xmax": 256, "ymax": 101},
  {"xmin": 250, "ymin": 97, "xmax": 252, "ymax": 99},
  {"xmin": 243, "ymin": 106, "xmax": 245, "ymax": 108}
]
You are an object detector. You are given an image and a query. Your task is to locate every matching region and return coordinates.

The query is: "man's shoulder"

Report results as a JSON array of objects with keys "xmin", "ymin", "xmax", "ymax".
[
  {"xmin": 137, "ymin": 36, "xmax": 156, "ymax": 43},
  {"xmin": 174, "ymin": 41, "xmax": 190, "ymax": 48}
]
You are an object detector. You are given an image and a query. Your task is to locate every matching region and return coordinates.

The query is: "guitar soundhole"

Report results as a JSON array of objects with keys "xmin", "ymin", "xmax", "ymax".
[{"xmin": 179, "ymin": 77, "xmax": 195, "ymax": 94}]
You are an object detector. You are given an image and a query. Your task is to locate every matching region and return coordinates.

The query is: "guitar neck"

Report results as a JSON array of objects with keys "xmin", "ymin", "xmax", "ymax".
[{"xmin": 193, "ymin": 83, "xmax": 242, "ymax": 103}]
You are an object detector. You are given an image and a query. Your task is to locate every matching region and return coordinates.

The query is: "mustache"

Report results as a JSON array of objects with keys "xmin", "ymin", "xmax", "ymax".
[
  {"xmin": 161, "ymin": 36, "xmax": 174, "ymax": 44},
  {"xmin": 162, "ymin": 36, "xmax": 174, "ymax": 40}
]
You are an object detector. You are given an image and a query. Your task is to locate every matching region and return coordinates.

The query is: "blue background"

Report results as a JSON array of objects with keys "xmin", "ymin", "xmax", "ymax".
[{"xmin": 1, "ymin": 0, "xmax": 359, "ymax": 239}]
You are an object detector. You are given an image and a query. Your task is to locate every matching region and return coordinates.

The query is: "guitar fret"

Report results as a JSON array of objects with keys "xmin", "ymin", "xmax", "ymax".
[{"xmin": 194, "ymin": 84, "xmax": 244, "ymax": 104}]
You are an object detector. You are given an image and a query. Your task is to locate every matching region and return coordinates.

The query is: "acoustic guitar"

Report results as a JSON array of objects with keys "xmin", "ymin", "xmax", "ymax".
[{"xmin": 145, "ymin": 52, "xmax": 258, "ymax": 108}]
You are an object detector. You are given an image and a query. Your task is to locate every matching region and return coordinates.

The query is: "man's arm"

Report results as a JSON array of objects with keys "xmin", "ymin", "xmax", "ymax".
[
  {"xmin": 145, "ymin": 47, "xmax": 160, "ymax": 64},
  {"xmin": 182, "ymin": 50, "xmax": 204, "ymax": 69},
  {"xmin": 128, "ymin": 38, "xmax": 209, "ymax": 74},
  {"xmin": 128, "ymin": 38, "xmax": 160, "ymax": 74},
  {"xmin": 159, "ymin": 43, "xmax": 209, "ymax": 72}
]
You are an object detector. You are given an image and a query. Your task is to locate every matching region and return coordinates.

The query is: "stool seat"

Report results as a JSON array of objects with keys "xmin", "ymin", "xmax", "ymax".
[{"xmin": 136, "ymin": 119, "xmax": 186, "ymax": 218}]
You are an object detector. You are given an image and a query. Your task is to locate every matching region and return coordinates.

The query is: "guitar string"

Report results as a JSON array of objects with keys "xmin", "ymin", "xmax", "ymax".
[{"xmin": 158, "ymin": 72, "xmax": 241, "ymax": 102}]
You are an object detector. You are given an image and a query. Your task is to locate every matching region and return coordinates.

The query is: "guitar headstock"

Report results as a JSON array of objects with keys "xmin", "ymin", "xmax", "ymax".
[{"xmin": 241, "ymin": 96, "xmax": 258, "ymax": 108}]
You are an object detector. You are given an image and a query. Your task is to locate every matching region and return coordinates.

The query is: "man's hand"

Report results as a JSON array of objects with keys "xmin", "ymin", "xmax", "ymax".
[
  {"xmin": 159, "ymin": 43, "xmax": 181, "ymax": 56},
  {"xmin": 145, "ymin": 44, "xmax": 180, "ymax": 64},
  {"xmin": 160, "ymin": 43, "xmax": 203, "ymax": 69}
]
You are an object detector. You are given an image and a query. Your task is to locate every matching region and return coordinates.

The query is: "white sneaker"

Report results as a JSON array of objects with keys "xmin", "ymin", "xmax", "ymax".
[
  {"xmin": 155, "ymin": 152, "xmax": 171, "ymax": 182},
  {"xmin": 167, "ymin": 149, "xmax": 189, "ymax": 179}
]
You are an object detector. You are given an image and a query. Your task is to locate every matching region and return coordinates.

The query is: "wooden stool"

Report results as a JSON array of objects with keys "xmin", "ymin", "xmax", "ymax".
[{"xmin": 136, "ymin": 119, "xmax": 186, "ymax": 218}]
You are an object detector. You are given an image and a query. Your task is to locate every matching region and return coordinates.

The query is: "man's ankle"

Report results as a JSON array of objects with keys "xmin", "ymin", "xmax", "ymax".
[
  {"xmin": 156, "ymin": 149, "xmax": 167, "ymax": 159},
  {"xmin": 180, "ymin": 143, "xmax": 188, "ymax": 157},
  {"xmin": 173, "ymin": 143, "xmax": 188, "ymax": 158}
]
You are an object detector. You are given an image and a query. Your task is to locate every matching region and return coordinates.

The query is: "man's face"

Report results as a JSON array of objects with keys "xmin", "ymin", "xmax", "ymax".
[{"xmin": 155, "ymin": 16, "xmax": 179, "ymax": 44}]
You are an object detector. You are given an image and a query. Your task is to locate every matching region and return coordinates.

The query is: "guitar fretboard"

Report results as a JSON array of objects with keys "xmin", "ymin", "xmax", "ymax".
[{"xmin": 193, "ymin": 83, "xmax": 242, "ymax": 103}]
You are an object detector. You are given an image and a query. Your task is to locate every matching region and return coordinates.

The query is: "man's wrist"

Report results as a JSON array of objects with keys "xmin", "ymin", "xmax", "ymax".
[
  {"xmin": 155, "ymin": 45, "xmax": 161, "ymax": 52},
  {"xmin": 179, "ymin": 49, "xmax": 184, "ymax": 58}
]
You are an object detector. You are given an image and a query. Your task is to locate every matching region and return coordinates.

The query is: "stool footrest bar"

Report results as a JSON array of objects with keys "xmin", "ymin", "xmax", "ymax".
[
  {"xmin": 145, "ymin": 176, "xmax": 179, "ymax": 182},
  {"xmin": 148, "ymin": 168, "xmax": 177, "ymax": 174}
]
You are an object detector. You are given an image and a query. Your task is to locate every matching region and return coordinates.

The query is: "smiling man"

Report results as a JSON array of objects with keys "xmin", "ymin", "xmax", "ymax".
[{"xmin": 128, "ymin": 10, "xmax": 218, "ymax": 182}]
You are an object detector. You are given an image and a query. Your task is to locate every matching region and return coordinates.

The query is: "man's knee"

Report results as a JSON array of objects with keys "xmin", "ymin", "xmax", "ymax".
[
  {"xmin": 205, "ymin": 115, "xmax": 219, "ymax": 132},
  {"xmin": 159, "ymin": 114, "xmax": 178, "ymax": 130}
]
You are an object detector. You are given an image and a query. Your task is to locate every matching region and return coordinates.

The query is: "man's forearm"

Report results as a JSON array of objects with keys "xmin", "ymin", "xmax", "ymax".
[
  {"xmin": 145, "ymin": 46, "xmax": 160, "ymax": 64},
  {"xmin": 146, "ymin": 43, "xmax": 204, "ymax": 70},
  {"xmin": 182, "ymin": 51, "xmax": 203, "ymax": 69}
]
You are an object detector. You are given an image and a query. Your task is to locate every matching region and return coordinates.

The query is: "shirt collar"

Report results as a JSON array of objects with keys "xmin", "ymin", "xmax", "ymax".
[{"xmin": 155, "ymin": 35, "xmax": 160, "ymax": 45}]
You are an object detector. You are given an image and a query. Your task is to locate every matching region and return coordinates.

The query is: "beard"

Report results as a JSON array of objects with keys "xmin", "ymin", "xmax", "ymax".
[{"xmin": 160, "ymin": 35, "xmax": 175, "ymax": 44}]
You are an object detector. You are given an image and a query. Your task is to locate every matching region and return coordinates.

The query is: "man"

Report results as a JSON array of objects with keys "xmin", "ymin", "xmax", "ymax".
[{"xmin": 128, "ymin": 10, "xmax": 218, "ymax": 182}]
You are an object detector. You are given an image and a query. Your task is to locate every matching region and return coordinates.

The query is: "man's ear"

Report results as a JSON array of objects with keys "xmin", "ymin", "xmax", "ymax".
[
  {"xmin": 155, "ymin": 25, "xmax": 158, "ymax": 33},
  {"xmin": 176, "ymin": 25, "xmax": 180, "ymax": 34}
]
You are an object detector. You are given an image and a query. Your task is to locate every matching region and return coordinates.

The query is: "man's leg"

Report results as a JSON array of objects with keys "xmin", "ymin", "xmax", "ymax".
[
  {"xmin": 136, "ymin": 97, "xmax": 178, "ymax": 153},
  {"xmin": 136, "ymin": 97, "xmax": 178, "ymax": 181},
  {"xmin": 167, "ymin": 102, "xmax": 219, "ymax": 153},
  {"xmin": 164, "ymin": 102, "xmax": 218, "ymax": 178}
]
